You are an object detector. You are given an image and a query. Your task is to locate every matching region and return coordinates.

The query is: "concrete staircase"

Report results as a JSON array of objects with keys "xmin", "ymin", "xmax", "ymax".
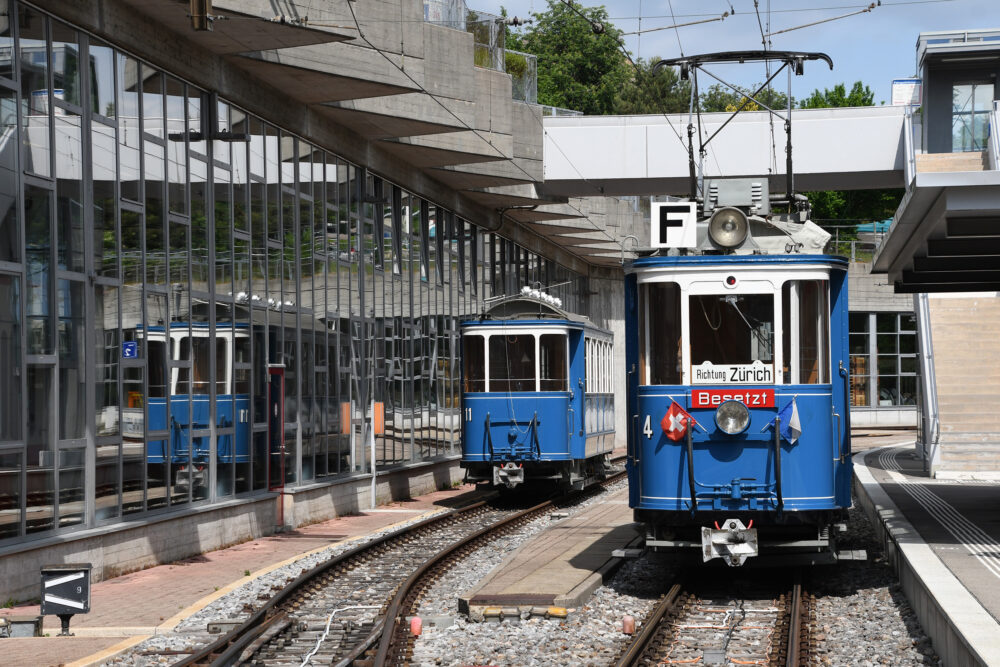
[
  {"xmin": 915, "ymin": 151, "xmax": 989, "ymax": 173},
  {"xmin": 928, "ymin": 294, "xmax": 1000, "ymax": 473}
]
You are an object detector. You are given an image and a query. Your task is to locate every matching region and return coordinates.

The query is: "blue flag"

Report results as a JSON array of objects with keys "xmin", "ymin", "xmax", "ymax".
[{"xmin": 777, "ymin": 397, "xmax": 802, "ymax": 444}]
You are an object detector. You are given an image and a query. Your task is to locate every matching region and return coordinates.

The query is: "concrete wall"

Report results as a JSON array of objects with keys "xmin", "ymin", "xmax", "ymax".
[
  {"xmin": 0, "ymin": 459, "xmax": 463, "ymax": 603},
  {"xmin": 848, "ymin": 262, "xmax": 915, "ymax": 312}
]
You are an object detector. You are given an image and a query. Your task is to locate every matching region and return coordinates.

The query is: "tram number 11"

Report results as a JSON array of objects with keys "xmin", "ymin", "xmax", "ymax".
[{"xmin": 465, "ymin": 407, "xmax": 473, "ymax": 422}]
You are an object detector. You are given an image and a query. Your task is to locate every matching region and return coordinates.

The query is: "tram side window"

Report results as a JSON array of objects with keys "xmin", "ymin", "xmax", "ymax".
[
  {"xmin": 539, "ymin": 334, "xmax": 567, "ymax": 391},
  {"xmin": 781, "ymin": 280, "xmax": 829, "ymax": 384},
  {"xmin": 463, "ymin": 335, "xmax": 485, "ymax": 392},
  {"xmin": 690, "ymin": 294, "xmax": 774, "ymax": 366},
  {"xmin": 489, "ymin": 334, "xmax": 535, "ymax": 392},
  {"xmin": 641, "ymin": 283, "xmax": 681, "ymax": 385},
  {"xmin": 148, "ymin": 340, "xmax": 167, "ymax": 398}
]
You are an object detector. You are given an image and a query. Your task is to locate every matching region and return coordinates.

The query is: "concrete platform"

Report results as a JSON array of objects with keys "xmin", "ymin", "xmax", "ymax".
[
  {"xmin": 0, "ymin": 484, "xmax": 486, "ymax": 667},
  {"xmin": 853, "ymin": 434, "xmax": 1000, "ymax": 667},
  {"xmin": 459, "ymin": 487, "xmax": 641, "ymax": 617}
]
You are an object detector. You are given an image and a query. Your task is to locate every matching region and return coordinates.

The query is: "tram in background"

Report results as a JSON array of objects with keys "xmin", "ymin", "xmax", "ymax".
[{"xmin": 460, "ymin": 289, "xmax": 615, "ymax": 490}]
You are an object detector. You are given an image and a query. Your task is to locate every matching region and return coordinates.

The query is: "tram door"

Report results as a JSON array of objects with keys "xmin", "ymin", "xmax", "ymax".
[{"xmin": 267, "ymin": 367, "xmax": 285, "ymax": 499}]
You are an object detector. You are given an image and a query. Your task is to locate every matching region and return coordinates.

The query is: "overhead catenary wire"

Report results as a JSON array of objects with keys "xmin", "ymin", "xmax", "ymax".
[{"xmin": 764, "ymin": 2, "xmax": 880, "ymax": 38}]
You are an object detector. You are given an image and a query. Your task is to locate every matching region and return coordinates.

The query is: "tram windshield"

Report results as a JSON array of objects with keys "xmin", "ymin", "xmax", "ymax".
[
  {"xmin": 489, "ymin": 334, "xmax": 536, "ymax": 392},
  {"xmin": 463, "ymin": 334, "xmax": 485, "ymax": 392},
  {"xmin": 690, "ymin": 294, "xmax": 774, "ymax": 367}
]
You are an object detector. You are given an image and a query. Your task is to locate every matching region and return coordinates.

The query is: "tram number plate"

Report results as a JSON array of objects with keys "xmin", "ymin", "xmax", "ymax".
[{"xmin": 691, "ymin": 389, "xmax": 774, "ymax": 408}]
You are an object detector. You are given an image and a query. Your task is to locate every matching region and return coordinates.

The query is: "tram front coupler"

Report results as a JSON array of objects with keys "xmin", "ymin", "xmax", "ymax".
[
  {"xmin": 493, "ymin": 462, "xmax": 524, "ymax": 488},
  {"xmin": 701, "ymin": 518, "xmax": 758, "ymax": 566}
]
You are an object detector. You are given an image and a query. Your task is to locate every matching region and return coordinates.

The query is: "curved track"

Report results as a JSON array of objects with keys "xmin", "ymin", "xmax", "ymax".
[{"xmin": 175, "ymin": 467, "xmax": 626, "ymax": 667}]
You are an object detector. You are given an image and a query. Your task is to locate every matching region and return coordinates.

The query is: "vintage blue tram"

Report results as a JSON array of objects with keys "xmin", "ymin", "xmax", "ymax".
[
  {"xmin": 460, "ymin": 291, "xmax": 615, "ymax": 489},
  {"xmin": 625, "ymin": 180, "xmax": 852, "ymax": 565}
]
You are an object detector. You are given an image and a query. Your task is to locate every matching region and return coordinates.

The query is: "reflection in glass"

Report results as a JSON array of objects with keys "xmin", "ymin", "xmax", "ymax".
[
  {"xmin": 50, "ymin": 20, "xmax": 80, "ymax": 108},
  {"xmin": 26, "ymin": 365, "xmax": 54, "ymax": 533},
  {"xmin": 0, "ymin": 3, "xmax": 13, "ymax": 81},
  {"xmin": 19, "ymin": 5, "xmax": 49, "ymax": 177},
  {"xmin": 93, "ymin": 123, "xmax": 117, "ymax": 277},
  {"xmin": 56, "ymin": 111, "xmax": 85, "ymax": 272},
  {"xmin": 0, "ymin": 451, "xmax": 22, "ymax": 539},
  {"xmin": 117, "ymin": 54, "xmax": 140, "ymax": 201},
  {"xmin": 58, "ymin": 447, "xmax": 84, "ymax": 528},
  {"xmin": 89, "ymin": 38, "xmax": 115, "ymax": 118},
  {"xmin": 25, "ymin": 185, "xmax": 52, "ymax": 354},
  {"xmin": 0, "ymin": 88, "xmax": 18, "ymax": 262},
  {"xmin": 95, "ymin": 285, "xmax": 120, "ymax": 437},
  {"xmin": 0, "ymin": 275, "xmax": 20, "ymax": 440},
  {"xmin": 58, "ymin": 280, "xmax": 85, "ymax": 440},
  {"xmin": 95, "ymin": 439, "xmax": 120, "ymax": 521},
  {"xmin": 165, "ymin": 76, "xmax": 187, "ymax": 215},
  {"xmin": 121, "ymin": 364, "xmax": 144, "ymax": 514}
]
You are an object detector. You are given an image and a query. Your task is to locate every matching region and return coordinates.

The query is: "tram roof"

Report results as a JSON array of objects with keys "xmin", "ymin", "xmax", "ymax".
[
  {"xmin": 461, "ymin": 296, "xmax": 611, "ymax": 336},
  {"xmin": 627, "ymin": 253, "xmax": 849, "ymax": 271}
]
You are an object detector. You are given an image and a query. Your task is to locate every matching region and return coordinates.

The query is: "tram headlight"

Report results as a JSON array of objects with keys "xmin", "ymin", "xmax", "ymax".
[
  {"xmin": 708, "ymin": 207, "xmax": 749, "ymax": 248},
  {"xmin": 715, "ymin": 400, "xmax": 750, "ymax": 434}
]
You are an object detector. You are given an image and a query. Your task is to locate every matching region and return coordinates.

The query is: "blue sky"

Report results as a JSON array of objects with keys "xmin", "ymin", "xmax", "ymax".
[{"xmin": 480, "ymin": 0, "xmax": 997, "ymax": 106}]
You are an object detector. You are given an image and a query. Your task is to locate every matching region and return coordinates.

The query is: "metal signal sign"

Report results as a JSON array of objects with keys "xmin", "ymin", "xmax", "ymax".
[{"xmin": 650, "ymin": 202, "xmax": 698, "ymax": 249}]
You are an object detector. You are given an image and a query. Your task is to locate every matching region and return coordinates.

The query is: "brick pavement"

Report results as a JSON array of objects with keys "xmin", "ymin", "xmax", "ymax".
[{"xmin": 0, "ymin": 484, "xmax": 482, "ymax": 667}]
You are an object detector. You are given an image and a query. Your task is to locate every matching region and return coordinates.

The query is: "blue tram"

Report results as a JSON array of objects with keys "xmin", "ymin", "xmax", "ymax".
[
  {"xmin": 123, "ymin": 322, "xmax": 251, "ymax": 494},
  {"xmin": 625, "ymin": 181, "xmax": 852, "ymax": 565},
  {"xmin": 461, "ymin": 291, "xmax": 615, "ymax": 489}
]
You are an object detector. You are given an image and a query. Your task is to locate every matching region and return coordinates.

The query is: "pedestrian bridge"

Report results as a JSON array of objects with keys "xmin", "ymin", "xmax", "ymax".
[{"xmin": 539, "ymin": 105, "xmax": 908, "ymax": 198}]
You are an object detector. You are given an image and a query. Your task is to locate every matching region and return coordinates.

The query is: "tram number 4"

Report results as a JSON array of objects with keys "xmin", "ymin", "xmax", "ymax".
[{"xmin": 642, "ymin": 415, "xmax": 653, "ymax": 439}]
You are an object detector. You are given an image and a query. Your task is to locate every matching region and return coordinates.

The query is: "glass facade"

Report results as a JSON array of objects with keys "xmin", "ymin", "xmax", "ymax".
[
  {"xmin": 0, "ymin": 1, "xmax": 587, "ymax": 544},
  {"xmin": 849, "ymin": 312, "xmax": 919, "ymax": 408}
]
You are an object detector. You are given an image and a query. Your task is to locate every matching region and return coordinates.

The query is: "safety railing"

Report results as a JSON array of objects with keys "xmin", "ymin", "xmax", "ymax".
[
  {"xmin": 989, "ymin": 100, "xmax": 1000, "ymax": 171},
  {"xmin": 914, "ymin": 292, "xmax": 941, "ymax": 473},
  {"xmin": 903, "ymin": 106, "xmax": 917, "ymax": 187}
]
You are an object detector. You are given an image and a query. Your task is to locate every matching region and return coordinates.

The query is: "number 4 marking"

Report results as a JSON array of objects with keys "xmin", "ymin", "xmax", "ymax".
[{"xmin": 643, "ymin": 415, "xmax": 653, "ymax": 439}]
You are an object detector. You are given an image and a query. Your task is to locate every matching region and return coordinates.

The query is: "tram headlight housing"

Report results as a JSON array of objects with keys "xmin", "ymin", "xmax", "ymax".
[
  {"xmin": 708, "ymin": 207, "xmax": 749, "ymax": 249},
  {"xmin": 715, "ymin": 400, "xmax": 750, "ymax": 435}
]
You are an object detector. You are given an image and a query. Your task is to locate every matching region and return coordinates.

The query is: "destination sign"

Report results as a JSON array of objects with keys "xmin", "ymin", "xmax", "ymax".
[
  {"xmin": 691, "ymin": 360, "xmax": 774, "ymax": 385},
  {"xmin": 692, "ymin": 388, "xmax": 775, "ymax": 408}
]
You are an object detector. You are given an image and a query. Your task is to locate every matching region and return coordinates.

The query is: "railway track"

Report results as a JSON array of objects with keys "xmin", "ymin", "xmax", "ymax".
[
  {"xmin": 613, "ymin": 570, "xmax": 813, "ymax": 666},
  {"xmin": 174, "ymin": 466, "xmax": 626, "ymax": 667}
]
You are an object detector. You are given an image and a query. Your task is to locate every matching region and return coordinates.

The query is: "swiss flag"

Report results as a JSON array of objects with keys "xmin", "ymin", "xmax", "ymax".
[{"xmin": 661, "ymin": 401, "xmax": 693, "ymax": 442}]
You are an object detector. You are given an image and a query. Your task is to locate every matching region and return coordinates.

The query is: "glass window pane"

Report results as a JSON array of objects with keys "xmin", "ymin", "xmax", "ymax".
[
  {"xmin": 901, "ymin": 356, "xmax": 917, "ymax": 374},
  {"xmin": 877, "ymin": 354, "xmax": 897, "ymax": 376},
  {"xmin": 876, "ymin": 313, "xmax": 896, "ymax": 333},
  {"xmin": 899, "ymin": 376, "xmax": 917, "ymax": 406},
  {"xmin": 878, "ymin": 375, "xmax": 899, "ymax": 406},
  {"xmin": 19, "ymin": 5, "xmax": 49, "ymax": 177},
  {"xmin": 58, "ymin": 447, "xmax": 84, "ymax": 528},
  {"xmin": 58, "ymin": 280, "xmax": 85, "ymax": 440},
  {"xmin": 899, "ymin": 333, "xmax": 916, "ymax": 354},
  {"xmin": 95, "ymin": 285, "xmax": 119, "ymax": 437},
  {"xmin": 95, "ymin": 441, "xmax": 120, "ymax": 520},
  {"xmin": 165, "ymin": 76, "xmax": 187, "ymax": 215},
  {"xmin": 0, "ymin": 3, "xmax": 13, "ymax": 81},
  {"xmin": 50, "ymin": 20, "xmax": 80, "ymax": 108},
  {"xmin": 26, "ymin": 365, "xmax": 54, "ymax": 533},
  {"xmin": 463, "ymin": 334, "xmax": 484, "ymax": 391},
  {"xmin": 849, "ymin": 334, "xmax": 868, "ymax": 355},
  {"xmin": 899, "ymin": 313, "xmax": 916, "ymax": 332},
  {"xmin": 849, "ymin": 312, "xmax": 868, "ymax": 333},
  {"xmin": 876, "ymin": 333, "xmax": 897, "ymax": 354},
  {"xmin": 539, "ymin": 333, "xmax": 567, "ymax": 391},
  {"xmin": 93, "ymin": 123, "xmax": 117, "ymax": 278},
  {"xmin": 25, "ymin": 185, "xmax": 52, "ymax": 354},
  {"xmin": 851, "ymin": 374, "xmax": 870, "ymax": 406},
  {"xmin": 0, "ymin": 275, "xmax": 21, "ymax": 441},
  {"xmin": 489, "ymin": 334, "xmax": 534, "ymax": 392},
  {"xmin": 690, "ymin": 294, "xmax": 774, "ymax": 365},
  {"xmin": 89, "ymin": 38, "xmax": 115, "ymax": 118},
  {"xmin": 121, "ymin": 365, "xmax": 144, "ymax": 515},
  {"xmin": 117, "ymin": 53, "xmax": 139, "ymax": 201},
  {"xmin": 0, "ymin": 450, "xmax": 22, "ymax": 539},
  {"xmin": 56, "ymin": 111, "xmax": 85, "ymax": 272},
  {"xmin": 644, "ymin": 282, "xmax": 681, "ymax": 385},
  {"xmin": 0, "ymin": 88, "xmax": 18, "ymax": 263}
]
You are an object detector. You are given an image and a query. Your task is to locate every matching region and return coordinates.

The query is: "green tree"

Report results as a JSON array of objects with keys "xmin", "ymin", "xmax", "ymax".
[
  {"xmin": 798, "ymin": 81, "xmax": 901, "ymax": 234},
  {"xmin": 700, "ymin": 83, "xmax": 790, "ymax": 113},
  {"xmin": 506, "ymin": 0, "xmax": 631, "ymax": 114},
  {"xmin": 613, "ymin": 57, "xmax": 691, "ymax": 115},
  {"xmin": 799, "ymin": 81, "xmax": 874, "ymax": 109}
]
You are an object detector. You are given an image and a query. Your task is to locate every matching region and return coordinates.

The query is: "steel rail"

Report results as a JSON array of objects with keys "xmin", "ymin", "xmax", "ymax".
[
  {"xmin": 172, "ymin": 500, "xmax": 490, "ymax": 667},
  {"xmin": 612, "ymin": 582, "xmax": 684, "ymax": 667},
  {"xmin": 374, "ymin": 468, "xmax": 630, "ymax": 665},
  {"xmin": 785, "ymin": 579, "xmax": 803, "ymax": 666}
]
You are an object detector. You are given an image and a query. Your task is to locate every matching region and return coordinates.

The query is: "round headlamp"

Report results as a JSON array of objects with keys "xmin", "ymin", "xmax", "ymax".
[
  {"xmin": 715, "ymin": 400, "xmax": 750, "ymax": 434},
  {"xmin": 708, "ymin": 207, "xmax": 749, "ymax": 249}
]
